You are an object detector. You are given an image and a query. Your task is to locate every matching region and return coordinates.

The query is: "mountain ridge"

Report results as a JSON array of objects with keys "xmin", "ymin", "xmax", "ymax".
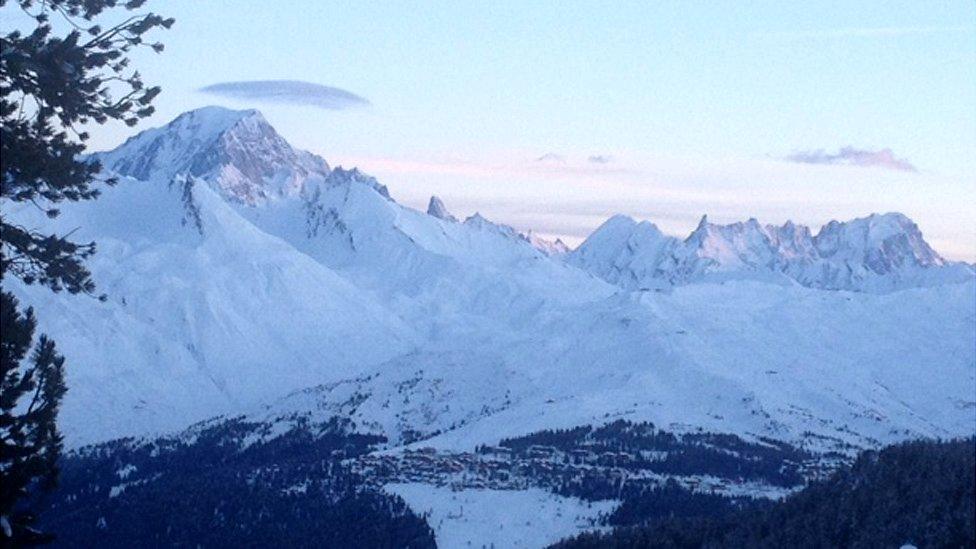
[
  {"xmin": 569, "ymin": 210, "xmax": 972, "ymax": 293},
  {"xmin": 5, "ymin": 106, "xmax": 972, "ymax": 455},
  {"xmin": 92, "ymin": 105, "xmax": 969, "ymax": 290}
]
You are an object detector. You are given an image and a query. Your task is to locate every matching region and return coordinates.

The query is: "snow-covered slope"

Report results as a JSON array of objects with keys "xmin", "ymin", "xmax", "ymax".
[
  {"xmin": 5, "ymin": 170, "xmax": 414, "ymax": 445},
  {"xmin": 6, "ymin": 106, "xmax": 609, "ymax": 445},
  {"xmin": 569, "ymin": 213, "xmax": 974, "ymax": 292},
  {"xmin": 5, "ymin": 106, "xmax": 973, "ymax": 454},
  {"xmin": 385, "ymin": 483, "xmax": 614, "ymax": 549},
  {"xmin": 241, "ymin": 278, "xmax": 975, "ymax": 453}
]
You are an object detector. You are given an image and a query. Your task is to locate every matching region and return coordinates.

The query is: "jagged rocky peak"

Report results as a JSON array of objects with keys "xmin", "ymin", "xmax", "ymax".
[
  {"xmin": 522, "ymin": 230, "xmax": 571, "ymax": 257},
  {"xmin": 322, "ymin": 166, "xmax": 391, "ymax": 200},
  {"xmin": 687, "ymin": 215, "xmax": 764, "ymax": 243},
  {"xmin": 464, "ymin": 212, "xmax": 489, "ymax": 226},
  {"xmin": 674, "ymin": 214, "xmax": 781, "ymax": 273},
  {"xmin": 765, "ymin": 220, "xmax": 817, "ymax": 259},
  {"xmin": 814, "ymin": 212, "xmax": 944, "ymax": 270},
  {"xmin": 462, "ymin": 212, "xmax": 523, "ymax": 241},
  {"xmin": 683, "ymin": 214, "xmax": 710, "ymax": 243},
  {"xmin": 95, "ymin": 106, "xmax": 331, "ymax": 206},
  {"xmin": 570, "ymin": 211, "xmax": 971, "ymax": 292},
  {"xmin": 693, "ymin": 213, "xmax": 709, "ymax": 231},
  {"xmin": 768, "ymin": 219, "xmax": 814, "ymax": 243},
  {"xmin": 427, "ymin": 195, "xmax": 457, "ymax": 222}
]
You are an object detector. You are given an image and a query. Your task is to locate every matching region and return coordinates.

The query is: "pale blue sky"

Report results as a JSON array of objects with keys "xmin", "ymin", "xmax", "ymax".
[{"xmin": 7, "ymin": 1, "xmax": 975, "ymax": 258}]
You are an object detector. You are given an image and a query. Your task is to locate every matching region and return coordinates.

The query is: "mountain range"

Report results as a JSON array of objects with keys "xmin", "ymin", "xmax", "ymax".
[
  {"xmin": 569, "ymin": 211, "xmax": 971, "ymax": 293},
  {"xmin": 5, "ymin": 106, "xmax": 974, "ymax": 546},
  {"xmin": 6, "ymin": 105, "xmax": 973, "ymax": 448}
]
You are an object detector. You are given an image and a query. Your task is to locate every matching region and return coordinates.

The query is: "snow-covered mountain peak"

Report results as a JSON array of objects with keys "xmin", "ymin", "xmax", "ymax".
[
  {"xmin": 683, "ymin": 214, "xmax": 714, "ymax": 244},
  {"xmin": 465, "ymin": 214, "xmax": 551, "ymax": 251},
  {"xmin": 768, "ymin": 219, "xmax": 810, "ymax": 238},
  {"xmin": 592, "ymin": 215, "xmax": 667, "ymax": 241},
  {"xmin": 461, "ymin": 213, "xmax": 524, "ymax": 241},
  {"xmin": 764, "ymin": 220, "xmax": 816, "ymax": 260},
  {"xmin": 682, "ymin": 214, "xmax": 761, "ymax": 252},
  {"xmin": 567, "ymin": 215, "xmax": 676, "ymax": 290},
  {"xmin": 571, "ymin": 211, "xmax": 972, "ymax": 292},
  {"xmin": 464, "ymin": 212, "xmax": 488, "ymax": 224},
  {"xmin": 320, "ymin": 166, "xmax": 392, "ymax": 200},
  {"xmin": 814, "ymin": 212, "xmax": 944, "ymax": 270},
  {"xmin": 522, "ymin": 230, "xmax": 571, "ymax": 257},
  {"xmin": 163, "ymin": 106, "xmax": 264, "ymax": 141},
  {"xmin": 427, "ymin": 195, "xmax": 457, "ymax": 222},
  {"xmin": 94, "ymin": 106, "xmax": 331, "ymax": 206},
  {"xmin": 674, "ymin": 215, "xmax": 782, "ymax": 276},
  {"xmin": 687, "ymin": 215, "xmax": 764, "ymax": 241}
]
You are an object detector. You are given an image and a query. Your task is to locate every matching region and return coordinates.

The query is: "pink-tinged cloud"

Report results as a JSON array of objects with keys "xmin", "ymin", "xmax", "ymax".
[
  {"xmin": 336, "ymin": 157, "xmax": 500, "ymax": 178},
  {"xmin": 336, "ymin": 155, "xmax": 636, "ymax": 181},
  {"xmin": 328, "ymin": 151, "xmax": 971, "ymax": 261},
  {"xmin": 785, "ymin": 147, "xmax": 917, "ymax": 172}
]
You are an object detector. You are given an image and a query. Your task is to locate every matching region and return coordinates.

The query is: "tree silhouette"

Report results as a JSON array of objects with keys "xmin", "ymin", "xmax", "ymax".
[{"xmin": 0, "ymin": 0, "xmax": 172, "ymax": 543}]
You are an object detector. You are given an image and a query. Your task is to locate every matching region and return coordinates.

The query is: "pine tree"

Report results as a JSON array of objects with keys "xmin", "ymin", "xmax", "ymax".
[
  {"xmin": 0, "ymin": 292, "xmax": 65, "ymax": 544},
  {"xmin": 0, "ymin": 0, "xmax": 172, "ymax": 543}
]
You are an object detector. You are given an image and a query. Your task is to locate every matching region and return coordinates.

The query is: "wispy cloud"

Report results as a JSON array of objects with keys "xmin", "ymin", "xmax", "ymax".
[
  {"xmin": 338, "ymin": 155, "xmax": 636, "ymax": 180},
  {"xmin": 199, "ymin": 80, "xmax": 369, "ymax": 110},
  {"xmin": 588, "ymin": 155, "xmax": 612, "ymax": 164},
  {"xmin": 784, "ymin": 147, "xmax": 917, "ymax": 172},
  {"xmin": 536, "ymin": 153, "xmax": 565, "ymax": 163},
  {"xmin": 757, "ymin": 26, "xmax": 972, "ymax": 40},
  {"xmin": 330, "ymin": 151, "xmax": 970, "ymax": 260}
]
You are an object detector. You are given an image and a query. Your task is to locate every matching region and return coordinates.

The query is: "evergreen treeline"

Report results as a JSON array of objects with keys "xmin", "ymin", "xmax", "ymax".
[
  {"xmin": 38, "ymin": 417, "xmax": 435, "ymax": 548},
  {"xmin": 608, "ymin": 479, "xmax": 768, "ymax": 527},
  {"xmin": 495, "ymin": 419, "xmax": 816, "ymax": 487},
  {"xmin": 553, "ymin": 437, "xmax": 976, "ymax": 548}
]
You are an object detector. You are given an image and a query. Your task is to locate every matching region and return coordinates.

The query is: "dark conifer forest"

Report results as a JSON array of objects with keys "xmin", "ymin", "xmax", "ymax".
[
  {"xmin": 552, "ymin": 437, "xmax": 976, "ymax": 549},
  {"xmin": 34, "ymin": 413, "xmax": 976, "ymax": 549},
  {"xmin": 38, "ymin": 418, "xmax": 435, "ymax": 548}
]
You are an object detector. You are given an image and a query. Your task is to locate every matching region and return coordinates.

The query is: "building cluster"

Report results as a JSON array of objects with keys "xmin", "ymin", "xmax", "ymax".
[{"xmin": 348, "ymin": 443, "xmax": 805, "ymax": 500}]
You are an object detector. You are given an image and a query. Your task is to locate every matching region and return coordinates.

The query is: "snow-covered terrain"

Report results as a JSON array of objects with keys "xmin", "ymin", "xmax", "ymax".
[
  {"xmin": 229, "ymin": 278, "xmax": 975, "ymax": 455},
  {"xmin": 385, "ymin": 483, "xmax": 615, "ymax": 549},
  {"xmin": 6, "ymin": 172, "xmax": 414, "ymax": 444},
  {"xmin": 5, "ymin": 106, "xmax": 974, "ymax": 459}
]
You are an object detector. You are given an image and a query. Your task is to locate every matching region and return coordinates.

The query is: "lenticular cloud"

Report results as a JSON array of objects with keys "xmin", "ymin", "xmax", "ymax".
[{"xmin": 199, "ymin": 80, "xmax": 369, "ymax": 110}]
